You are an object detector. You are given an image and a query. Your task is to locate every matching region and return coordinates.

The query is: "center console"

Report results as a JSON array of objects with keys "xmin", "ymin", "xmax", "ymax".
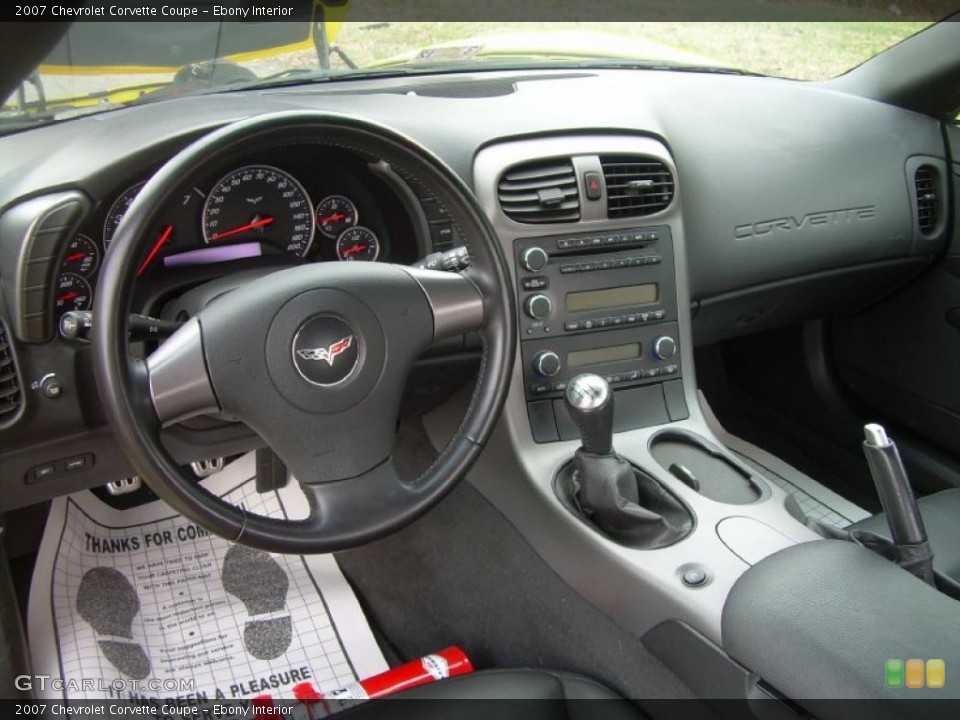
[
  {"xmin": 435, "ymin": 133, "xmax": 826, "ymax": 652},
  {"xmin": 514, "ymin": 226, "xmax": 687, "ymax": 442}
]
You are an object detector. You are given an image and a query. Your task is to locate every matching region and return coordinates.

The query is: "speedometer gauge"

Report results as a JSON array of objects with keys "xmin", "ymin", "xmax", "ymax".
[
  {"xmin": 336, "ymin": 227, "xmax": 380, "ymax": 262},
  {"xmin": 202, "ymin": 165, "xmax": 315, "ymax": 257}
]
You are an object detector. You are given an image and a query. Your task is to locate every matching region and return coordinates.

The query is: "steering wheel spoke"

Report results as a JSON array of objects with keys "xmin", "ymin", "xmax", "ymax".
[
  {"xmin": 403, "ymin": 267, "xmax": 484, "ymax": 340},
  {"xmin": 145, "ymin": 317, "xmax": 220, "ymax": 427}
]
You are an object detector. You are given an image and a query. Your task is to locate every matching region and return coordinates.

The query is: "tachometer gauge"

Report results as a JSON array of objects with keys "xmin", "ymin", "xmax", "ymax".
[
  {"xmin": 202, "ymin": 165, "xmax": 315, "ymax": 257},
  {"xmin": 102, "ymin": 182, "xmax": 205, "ymax": 275},
  {"xmin": 103, "ymin": 182, "xmax": 146, "ymax": 247},
  {"xmin": 336, "ymin": 226, "xmax": 380, "ymax": 262},
  {"xmin": 54, "ymin": 273, "xmax": 92, "ymax": 318},
  {"xmin": 316, "ymin": 195, "xmax": 358, "ymax": 238},
  {"xmin": 60, "ymin": 234, "xmax": 100, "ymax": 277}
]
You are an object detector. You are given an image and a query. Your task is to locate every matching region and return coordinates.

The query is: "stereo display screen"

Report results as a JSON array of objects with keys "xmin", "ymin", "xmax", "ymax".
[
  {"xmin": 565, "ymin": 284, "xmax": 659, "ymax": 312},
  {"xmin": 568, "ymin": 343, "xmax": 641, "ymax": 368}
]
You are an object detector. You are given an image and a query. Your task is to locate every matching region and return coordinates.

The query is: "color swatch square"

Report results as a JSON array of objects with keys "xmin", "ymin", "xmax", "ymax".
[
  {"xmin": 927, "ymin": 659, "xmax": 945, "ymax": 689},
  {"xmin": 906, "ymin": 659, "xmax": 925, "ymax": 688},
  {"xmin": 885, "ymin": 659, "xmax": 904, "ymax": 688}
]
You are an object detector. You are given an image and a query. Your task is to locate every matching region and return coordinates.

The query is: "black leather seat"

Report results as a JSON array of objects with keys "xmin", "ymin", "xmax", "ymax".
[{"xmin": 341, "ymin": 669, "xmax": 645, "ymax": 719}]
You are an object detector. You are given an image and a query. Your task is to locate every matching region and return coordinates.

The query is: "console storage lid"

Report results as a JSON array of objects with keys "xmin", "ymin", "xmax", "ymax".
[{"xmin": 721, "ymin": 540, "xmax": 960, "ymax": 717}]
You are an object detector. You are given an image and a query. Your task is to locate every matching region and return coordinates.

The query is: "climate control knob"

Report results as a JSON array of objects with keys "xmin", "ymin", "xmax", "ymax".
[
  {"xmin": 653, "ymin": 336, "xmax": 678, "ymax": 361},
  {"xmin": 521, "ymin": 247, "xmax": 549, "ymax": 272},
  {"xmin": 524, "ymin": 294, "xmax": 552, "ymax": 320},
  {"xmin": 533, "ymin": 351, "xmax": 562, "ymax": 378}
]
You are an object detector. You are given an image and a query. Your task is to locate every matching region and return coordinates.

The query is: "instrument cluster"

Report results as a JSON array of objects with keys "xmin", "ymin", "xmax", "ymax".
[{"xmin": 54, "ymin": 155, "xmax": 405, "ymax": 321}]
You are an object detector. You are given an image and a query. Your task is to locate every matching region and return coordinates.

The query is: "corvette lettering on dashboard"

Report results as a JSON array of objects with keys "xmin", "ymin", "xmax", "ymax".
[{"xmin": 735, "ymin": 205, "xmax": 876, "ymax": 239}]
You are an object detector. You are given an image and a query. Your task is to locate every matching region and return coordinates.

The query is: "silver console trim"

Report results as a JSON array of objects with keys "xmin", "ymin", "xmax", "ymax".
[{"xmin": 452, "ymin": 134, "xmax": 822, "ymax": 646}]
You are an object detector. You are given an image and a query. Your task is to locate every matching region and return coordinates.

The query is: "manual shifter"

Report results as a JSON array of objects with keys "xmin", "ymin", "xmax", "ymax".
[{"xmin": 558, "ymin": 374, "xmax": 692, "ymax": 548}]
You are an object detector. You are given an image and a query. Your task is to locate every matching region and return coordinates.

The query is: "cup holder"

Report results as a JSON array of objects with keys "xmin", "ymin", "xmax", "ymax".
[{"xmin": 650, "ymin": 430, "xmax": 767, "ymax": 505}]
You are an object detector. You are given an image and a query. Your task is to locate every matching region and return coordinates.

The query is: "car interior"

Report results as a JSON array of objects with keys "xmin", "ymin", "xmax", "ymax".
[{"xmin": 1, "ymin": 11, "xmax": 960, "ymax": 720}]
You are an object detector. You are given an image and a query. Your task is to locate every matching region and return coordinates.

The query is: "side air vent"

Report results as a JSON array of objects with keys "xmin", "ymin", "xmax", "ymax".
[
  {"xmin": 601, "ymin": 155, "xmax": 675, "ymax": 219},
  {"xmin": 915, "ymin": 165, "xmax": 939, "ymax": 236},
  {"xmin": 498, "ymin": 159, "xmax": 580, "ymax": 223},
  {"xmin": 0, "ymin": 320, "xmax": 22, "ymax": 424}
]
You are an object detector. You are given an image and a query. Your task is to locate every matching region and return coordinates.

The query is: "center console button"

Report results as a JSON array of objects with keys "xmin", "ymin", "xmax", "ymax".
[
  {"xmin": 584, "ymin": 172, "xmax": 603, "ymax": 200},
  {"xmin": 653, "ymin": 336, "xmax": 679, "ymax": 361}
]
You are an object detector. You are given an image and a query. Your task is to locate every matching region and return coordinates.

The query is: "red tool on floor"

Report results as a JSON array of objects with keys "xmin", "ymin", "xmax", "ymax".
[
  {"xmin": 252, "ymin": 646, "xmax": 474, "ymax": 714},
  {"xmin": 327, "ymin": 646, "xmax": 474, "ymax": 701}
]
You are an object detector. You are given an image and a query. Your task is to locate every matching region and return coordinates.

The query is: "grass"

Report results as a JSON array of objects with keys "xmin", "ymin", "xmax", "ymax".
[
  {"xmin": 329, "ymin": 20, "xmax": 932, "ymax": 80},
  {"xmin": 14, "ymin": 13, "xmax": 938, "ymax": 106}
]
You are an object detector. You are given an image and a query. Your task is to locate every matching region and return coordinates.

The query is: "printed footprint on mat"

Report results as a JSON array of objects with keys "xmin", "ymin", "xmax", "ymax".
[
  {"xmin": 75, "ymin": 567, "xmax": 151, "ymax": 680},
  {"xmin": 221, "ymin": 545, "xmax": 292, "ymax": 660}
]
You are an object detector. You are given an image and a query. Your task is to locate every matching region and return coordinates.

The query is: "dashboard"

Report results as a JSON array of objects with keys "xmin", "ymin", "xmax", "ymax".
[
  {"xmin": 51, "ymin": 145, "xmax": 428, "ymax": 326},
  {"xmin": 0, "ymin": 66, "xmax": 952, "ymax": 512}
]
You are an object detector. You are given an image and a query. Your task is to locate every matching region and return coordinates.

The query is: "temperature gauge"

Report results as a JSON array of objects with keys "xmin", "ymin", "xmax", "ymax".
[
  {"xmin": 336, "ymin": 226, "xmax": 380, "ymax": 262},
  {"xmin": 60, "ymin": 234, "xmax": 100, "ymax": 277},
  {"xmin": 54, "ymin": 273, "xmax": 93, "ymax": 318},
  {"xmin": 317, "ymin": 195, "xmax": 358, "ymax": 239}
]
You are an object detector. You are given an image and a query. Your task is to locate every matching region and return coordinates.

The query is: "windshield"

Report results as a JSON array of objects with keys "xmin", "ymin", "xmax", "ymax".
[{"xmin": 2, "ymin": 20, "xmax": 933, "ymax": 133}]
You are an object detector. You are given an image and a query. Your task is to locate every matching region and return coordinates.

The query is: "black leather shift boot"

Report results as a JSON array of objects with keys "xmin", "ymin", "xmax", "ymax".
[{"xmin": 554, "ymin": 450, "xmax": 692, "ymax": 549}]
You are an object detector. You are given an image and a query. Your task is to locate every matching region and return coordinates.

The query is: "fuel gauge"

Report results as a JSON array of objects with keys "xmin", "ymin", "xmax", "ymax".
[{"xmin": 60, "ymin": 234, "xmax": 100, "ymax": 278}]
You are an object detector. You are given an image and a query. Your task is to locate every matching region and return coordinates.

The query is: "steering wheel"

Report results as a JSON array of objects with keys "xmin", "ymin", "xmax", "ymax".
[{"xmin": 93, "ymin": 111, "xmax": 516, "ymax": 554}]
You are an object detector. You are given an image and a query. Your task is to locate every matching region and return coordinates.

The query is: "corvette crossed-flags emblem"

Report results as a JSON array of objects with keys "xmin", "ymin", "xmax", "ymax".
[{"xmin": 296, "ymin": 336, "xmax": 354, "ymax": 366}]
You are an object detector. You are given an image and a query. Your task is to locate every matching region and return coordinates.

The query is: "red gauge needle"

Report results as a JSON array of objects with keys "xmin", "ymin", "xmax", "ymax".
[
  {"xmin": 64, "ymin": 252, "xmax": 86, "ymax": 263},
  {"xmin": 342, "ymin": 243, "xmax": 368, "ymax": 257},
  {"xmin": 58, "ymin": 292, "xmax": 79, "ymax": 303},
  {"xmin": 321, "ymin": 213, "xmax": 346, "ymax": 223},
  {"xmin": 210, "ymin": 216, "xmax": 274, "ymax": 242},
  {"xmin": 137, "ymin": 225, "xmax": 174, "ymax": 277}
]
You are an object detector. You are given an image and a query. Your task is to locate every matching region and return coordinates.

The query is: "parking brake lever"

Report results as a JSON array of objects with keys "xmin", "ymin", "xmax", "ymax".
[{"xmin": 863, "ymin": 423, "xmax": 935, "ymax": 585}]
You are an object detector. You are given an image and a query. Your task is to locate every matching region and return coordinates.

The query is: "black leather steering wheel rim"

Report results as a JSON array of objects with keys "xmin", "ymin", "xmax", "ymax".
[{"xmin": 93, "ymin": 111, "xmax": 516, "ymax": 554}]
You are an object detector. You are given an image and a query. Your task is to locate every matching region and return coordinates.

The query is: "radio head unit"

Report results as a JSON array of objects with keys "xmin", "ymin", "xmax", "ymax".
[{"xmin": 515, "ymin": 226, "xmax": 687, "ymax": 442}]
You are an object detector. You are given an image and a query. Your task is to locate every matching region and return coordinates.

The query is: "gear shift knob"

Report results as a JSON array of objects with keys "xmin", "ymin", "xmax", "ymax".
[{"xmin": 565, "ymin": 374, "xmax": 614, "ymax": 455}]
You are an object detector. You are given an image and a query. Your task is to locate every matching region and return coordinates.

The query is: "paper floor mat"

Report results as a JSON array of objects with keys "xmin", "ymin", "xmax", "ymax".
[{"xmin": 27, "ymin": 453, "xmax": 387, "ymax": 702}]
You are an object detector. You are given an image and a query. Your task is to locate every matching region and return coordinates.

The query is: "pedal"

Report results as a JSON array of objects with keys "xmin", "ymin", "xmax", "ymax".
[
  {"xmin": 191, "ymin": 457, "xmax": 224, "ymax": 478},
  {"xmin": 106, "ymin": 477, "xmax": 142, "ymax": 496}
]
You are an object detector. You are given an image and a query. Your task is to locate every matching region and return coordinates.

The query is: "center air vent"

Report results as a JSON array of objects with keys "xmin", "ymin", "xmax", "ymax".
[
  {"xmin": 601, "ymin": 155, "xmax": 675, "ymax": 219},
  {"xmin": 0, "ymin": 320, "xmax": 22, "ymax": 425},
  {"xmin": 914, "ymin": 165, "xmax": 939, "ymax": 236},
  {"xmin": 498, "ymin": 159, "xmax": 580, "ymax": 224}
]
